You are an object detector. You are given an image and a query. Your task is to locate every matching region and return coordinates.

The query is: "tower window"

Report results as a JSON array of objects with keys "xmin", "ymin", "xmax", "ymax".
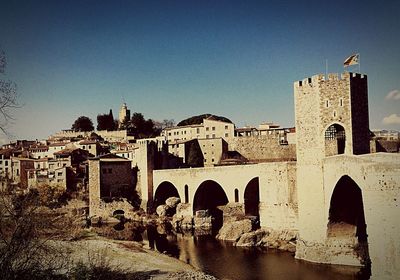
[
  {"xmin": 340, "ymin": 98, "xmax": 343, "ymax": 107},
  {"xmin": 326, "ymin": 100, "xmax": 329, "ymax": 108}
]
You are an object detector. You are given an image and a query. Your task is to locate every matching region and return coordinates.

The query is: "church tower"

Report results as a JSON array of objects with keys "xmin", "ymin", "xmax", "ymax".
[{"xmin": 118, "ymin": 103, "xmax": 131, "ymax": 129}]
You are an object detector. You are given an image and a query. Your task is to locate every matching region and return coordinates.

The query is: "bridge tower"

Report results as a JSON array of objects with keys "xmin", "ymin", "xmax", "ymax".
[{"xmin": 293, "ymin": 72, "xmax": 369, "ymax": 263}]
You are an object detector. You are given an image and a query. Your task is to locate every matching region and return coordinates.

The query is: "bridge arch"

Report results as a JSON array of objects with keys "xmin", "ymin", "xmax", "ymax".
[
  {"xmin": 244, "ymin": 177, "xmax": 260, "ymax": 217},
  {"xmin": 154, "ymin": 181, "xmax": 180, "ymax": 208},
  {"xmin": 324, "ymin": 123, "xmax": 346, "ymax": 156},
  {"xmin": 327, "ymin": 175, "xmax": 368, "ymax": 243},
  {"xmin": 193, "ymin": 180, "xmax": 228, "ymax": 229}
]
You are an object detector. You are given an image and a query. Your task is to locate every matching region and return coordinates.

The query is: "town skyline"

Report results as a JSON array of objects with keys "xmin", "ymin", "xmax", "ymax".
[{"xmin": 1, "ymin": 0, "xmax": 400, "ymax": 143}]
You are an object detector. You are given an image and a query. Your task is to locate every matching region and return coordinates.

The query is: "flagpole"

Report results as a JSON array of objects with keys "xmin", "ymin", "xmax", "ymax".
[
  {"xmin": 358, "ymin": 53, "xmax": 361, "ymax": 73},
  {"xmin": 325, "ymin": 59, "xmax": 328, "ymax": 78}
]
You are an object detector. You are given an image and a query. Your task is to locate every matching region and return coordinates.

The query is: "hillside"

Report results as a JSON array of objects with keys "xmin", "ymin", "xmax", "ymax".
[{"xmin": 177, "ymin": 114, "xmax": 233, "ymax": 126}]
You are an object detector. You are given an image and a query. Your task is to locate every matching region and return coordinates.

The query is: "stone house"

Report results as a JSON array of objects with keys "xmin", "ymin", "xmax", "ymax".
[
  {"xmin": 161, "ymin": 117, "xmax": 235, "ymax": 142},
  {"xmin": 88, "ymin": 154, "xmax": 137, "ymax": 218},
  {"xmin": 11, "ymin": 157, "xmax": 34, "ymax": 188}
]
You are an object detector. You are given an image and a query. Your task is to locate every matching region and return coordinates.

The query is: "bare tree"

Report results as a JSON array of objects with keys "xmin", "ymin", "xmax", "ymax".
[
  {"xmin": 0, "ymin": 50, "xmax": 19, "ymax": 135},
  {"xmin": 0, "ymin": 190, "xmax": 70, "ymax": 279}
]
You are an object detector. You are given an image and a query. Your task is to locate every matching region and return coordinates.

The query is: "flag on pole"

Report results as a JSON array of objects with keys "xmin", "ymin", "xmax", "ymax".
[{"xmin": 343, "ymin": 53, "xmax": 359, "ymax": 67}]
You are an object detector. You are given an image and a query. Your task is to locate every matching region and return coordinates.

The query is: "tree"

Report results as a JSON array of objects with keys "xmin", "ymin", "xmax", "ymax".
[
  {"xmin": 130, "ymin": 113, "xmax": 160, "ymax": 138},
  {"xmin": 162, "ymin": 119, "xmax": 175, "ymax": 129},
  {"xmin": 177, "ymin": 114, "xmax": 232, "ymax": 126},
  {"xmin": 0, "ymin": 50, "xmax": 19, "ymax": 134},
  {"xmin": 71, "ymin": 116, "xmax": 94, "ymax": 132},
  {"xmin": 97, "ymin": 109, "xmax": 116, "ymax": 131},
  {"xmin": 131, "ymin": 112, "xmax": 145, "ymax": 131},
  {"xmin": 0, "ymin": 190, "xmax": 70, "ymax": 278}
]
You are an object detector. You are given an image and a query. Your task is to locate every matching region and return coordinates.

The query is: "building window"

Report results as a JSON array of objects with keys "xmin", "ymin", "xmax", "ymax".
[
  {"xmin": 225, "ymin": 133, "xmax": 229, "ymax": 137},
  {"xmin": 88, "ymin": 145, "xmax": 91, "ymax": 149},
  {"xmin": 339, "ymin": 98, "xmax": 343, "ymax": 107},
  {"xmin": 212, "ymin": 127, "xmax": 215, "ymax": 131},
  {"xmin": 211, "ymin": 158, "xmax": 215, "ymax": 162},
  {"xmin": 212, "ymin": 134, "xmax": 216, "ymax": 138},
  {"xmin": 325, "ymin": 100, "xmax": 329, "ymax": 108},
  {"xmin": 108, "ymin": 168, "xmax": 112, "ymax": 174},
  {"xmin": 333, "ymin": 110, "xmax": 336, "ymax": 117},
  {"xmin": 196, "ymin": 128, "xmax": 200, "ymax": 134},
  {"xmin": 225, "ymin": 125, "xmax": 228, "ymax": 129},
  {"xmin": 57, "ymin": 172, "xmax": 62, "ymax": 176},
  {"xmin": 206, "ymin": 127, "xmax": 209, "ymax": 131},
  {"xmin": 102, "ymin": 169, "xmax": 107, "ymax": 174},
  {"xmin": 206, "ymin": 135, "xmax": 209, "ymax": 139}
]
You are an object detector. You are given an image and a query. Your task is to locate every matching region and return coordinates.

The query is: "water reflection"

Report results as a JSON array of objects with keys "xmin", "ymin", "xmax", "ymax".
[
  {"xmin": 146, "ymin": 225, "xmax": 180, "ymax": 258},
  {"xmin": 97, "ymin": 221, "xmax": 369, "ymax": 280}
]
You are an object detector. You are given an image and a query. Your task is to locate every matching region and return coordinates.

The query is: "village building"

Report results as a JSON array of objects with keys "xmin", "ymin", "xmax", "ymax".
[
  {"xmin": 10, "ymin": 157, "xmax": 34, "ymax": 189},
  {"xmin": 161, "ymin": 117, "xmax": 235, "ymax": 142}
]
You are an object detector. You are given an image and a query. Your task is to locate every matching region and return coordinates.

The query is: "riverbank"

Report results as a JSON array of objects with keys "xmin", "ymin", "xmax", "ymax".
[{"xmin": 55, "ymin": 232, "xmax": 217, "ymax": 279}]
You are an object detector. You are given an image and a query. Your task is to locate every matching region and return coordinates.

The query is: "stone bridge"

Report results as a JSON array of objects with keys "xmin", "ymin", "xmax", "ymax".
[
  {"xmin": 152, "ymin": 161, "xmax": 297, "ymax": 229},
  {"xmin": 295, "ymin": 153, "xmax": 400, "ymax": 278}
]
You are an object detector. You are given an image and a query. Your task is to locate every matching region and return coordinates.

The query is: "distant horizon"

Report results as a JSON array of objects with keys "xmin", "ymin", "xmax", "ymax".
[{"xmin": 1, "ymin": 0, "xmax": 399, "ymax": 143}]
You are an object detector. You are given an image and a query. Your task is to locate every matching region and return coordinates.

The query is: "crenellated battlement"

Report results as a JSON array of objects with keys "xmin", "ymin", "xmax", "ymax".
[{"xmin": 295, "ymin": 72, "xmax": 366, "ymax": 88}]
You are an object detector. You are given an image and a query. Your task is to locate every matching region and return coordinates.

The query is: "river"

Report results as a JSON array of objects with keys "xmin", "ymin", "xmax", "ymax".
[{"xmin": 100, "ymin": 222, "xmax": 370, "ymax": 280}]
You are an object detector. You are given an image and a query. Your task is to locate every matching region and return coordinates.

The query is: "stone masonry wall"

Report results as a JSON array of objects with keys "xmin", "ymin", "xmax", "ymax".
[
  {"xmin": 89, "ymin": 159, "xmax": 136, "ymax": 219},
  {"xmin": 227, "ymin": 136, "xmax": 296, "ymax": 162},
  {"xmin": 88, "ymin": 159, "xmax": 100, "ymax": 217}
]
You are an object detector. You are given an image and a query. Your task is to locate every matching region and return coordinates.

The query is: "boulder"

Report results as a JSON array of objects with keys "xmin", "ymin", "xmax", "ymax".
[
  {"xmin": 216, "ymin": 219, "xmax": 252, "ymax": 241},
  {"xmin": 181, "ymin": 215, "xmax": 193, "ymax": 229},
  {"xmin": 261, "ymin": 229, "xmax": 297, "ymax": 252},
  {"xmin": 172, "ymin": 214, "xmax": 183, "ymax": 229},
  {"xmin": 195, "ymin": 209, "xmax": 209, "ymax": 218},
  {"xmin": 236, "ymin": 229, "xmax": 268, "ymax": 246},
  {"xmin": 156, "ymin": 205, "xmax": 168, "ymax": 217},
  {"xmin": 194, "ymin": 216, "xmax": 212, "ymax": 229},
  {"xmin": 165, "ymin": 197, "xmax": 181, "ymax": 208},
  {"xmin": 176, "ymin": 203, "xmax": 192, "ymax": 216}
]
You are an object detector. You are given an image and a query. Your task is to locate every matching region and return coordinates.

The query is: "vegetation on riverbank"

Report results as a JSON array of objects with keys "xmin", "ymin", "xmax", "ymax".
[{"xmin": 0, "ymin": 191, "xmax": 216, "ymax": 279}]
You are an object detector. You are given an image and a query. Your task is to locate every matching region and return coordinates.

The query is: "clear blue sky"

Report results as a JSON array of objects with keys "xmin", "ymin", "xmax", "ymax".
[{"xmin": 1, "ymin": 0, "xmax": 399, "ymax": 141}]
